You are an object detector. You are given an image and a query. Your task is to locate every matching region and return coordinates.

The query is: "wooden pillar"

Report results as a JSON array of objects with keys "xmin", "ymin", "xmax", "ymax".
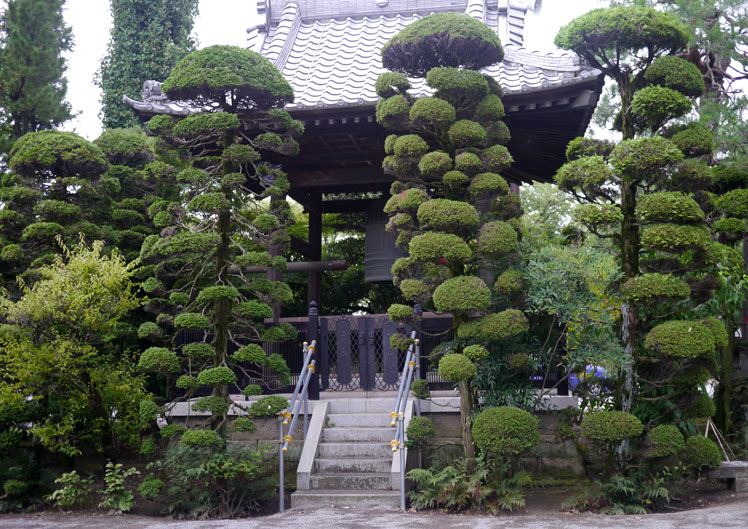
[{"xmin": 308, "ymin": 193, "xmax": 322, "ymax": 310}]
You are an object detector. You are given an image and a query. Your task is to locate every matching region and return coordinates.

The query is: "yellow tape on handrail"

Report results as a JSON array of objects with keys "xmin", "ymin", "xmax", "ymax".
[
  {"xmin": 307, "ymin": 363, "xmax": 315, "ymax": 373},
  {"xmin": 390, "ymin": 439, "xmax": 400, "ymax": 452}
]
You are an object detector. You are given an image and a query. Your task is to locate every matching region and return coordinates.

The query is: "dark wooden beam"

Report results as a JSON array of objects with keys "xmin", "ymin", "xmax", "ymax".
[
  {"xmin": 321, "ymin": 198, "xmax": 378, "ymax": 213},
  {"xmin": 291, "ymin": 236, "xmax": 313, "ymax": 257}
]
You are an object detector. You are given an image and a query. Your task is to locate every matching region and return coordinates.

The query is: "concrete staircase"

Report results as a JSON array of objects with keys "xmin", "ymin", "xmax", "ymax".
[{"xmin": 291, "ymin": 397, "xmax": 403, "ymax": 508}]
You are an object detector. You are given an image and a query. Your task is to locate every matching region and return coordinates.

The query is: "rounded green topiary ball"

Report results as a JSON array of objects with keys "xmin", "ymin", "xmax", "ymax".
[
  {"xmin": 405, "ymin": 416, "xmax": 436, "ymax": 448},
  {"xmin": 418, "ymin": 151, "xmax": 453, "ymax": 179},
  {"xmin": 609, "ymin": 136, "xmax": 683, "ymax": 182},
  {"xmin": 417, "ymin": 198, "xmax": 480, "ymax": 234},
  {"xmin": 580, "ymin": 411, "xmax": 644, "ymax": 443},
  {"xmin": 376, "ymin": 94, "xmax": 411, "ymax": 128},
  {"xmin": 644, "ymin": 55, "xmax": 706, "ymax": 97},
  {"xmin": 631, "ymin": 85, "xmax": 692, "ymax": 128},
  {"xmin": 636, "ymin": 192, "xmax": 705, "ymax": 224},
  {"xmin": 646, "ymin": 424, "xmax": 685, "ymax": 459},
  {"xmin": 409, "ymin": 232, "xmax": 472, "ymax": 262},
  {"xmin": 480, "ymin": 144, "xmax": 513, "ymax": 173},
  {"xmin": 162, "ymin": 45, "xmax": 294, "ymax": 109},
  {"xmin": 688, "ymin": 392, "xmax": 716, "ymax": 418},
  {"xmin": 472, "ymin": 406, "xmax": 540, "ymax": 456},
  {"xmin": 477, "ymin": 221, "xmax": 519, "ymax": 257},
  {"xmin": 381, "ymin": 12, "xmax": 504, "ymax": 76},
  {"xmin": 394, "ymin": 135, "xmax": 430, "ymax": 157},
  {"xmin": 669, "ymin": 122, "xmax": 714, "ymax": 157},
  {"xmin": 432, "ymin": 276, "xmax": 491, "ymax": 313},
  {"xmin": 438, "ymin": 353, "xmax": 477, "ymax": 382},
  {"xmin": 683, "ymin": 435, "xmax": 722, "ymax": 471},
  {"xmin": 448, "ymin": 120, "xmax": 486, "ymax": 148},
  {"xmin": 457, "ymin": 309, "xmax": 529, "ymax": 342},
  {"xmin": 388, "ymin": 303, "xmax": 414, "ymax": 322},
  {"xmin": 644, "ymin": 320, "xmax": 715, "ymax": 359},
  {"xmin": 620, "ymin": 273, "xmax": 690, "ymax": 303},
  {"xmin": 463, "ymin": 344, "xmax": 490, "ymax": 362},
  {"xmin": 640, "ymin": 223, "xmax": 711, "ymax": 252},
  {"xmin": 495, "ymin": 268, "xmax": 523, "ymax": 296},
  {"xmin": 455, "ymin": 152, "xmax": 483, "ymax": 175},
  {"xmin": 409, "ymin": 97, "xmax": 457, "ymax": 126},
  {"xmin": 469, "ymin": 172, "xmax": 509, "ymax": 196},
  {"xmin": 700, "ymin": 316, "xmax": 728, "ymax": 351},
  {"xmin": 474, "ymin": 94, "xmax": 505, "ymax": 122},
  {"xmin": 565, "ymin": 137, "xmax": 615, "ymax": 161}
]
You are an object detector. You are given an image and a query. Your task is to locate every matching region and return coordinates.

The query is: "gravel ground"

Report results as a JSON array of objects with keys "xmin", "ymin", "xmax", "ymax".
[{"xmin": 3, "ymin": 500, "xmax": 748, "ymax": 529}]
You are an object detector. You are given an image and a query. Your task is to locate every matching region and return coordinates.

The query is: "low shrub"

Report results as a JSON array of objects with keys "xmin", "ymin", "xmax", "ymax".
[{"xmin": 683, "ymin": 436, "xmax": 721, "ymax": 472}]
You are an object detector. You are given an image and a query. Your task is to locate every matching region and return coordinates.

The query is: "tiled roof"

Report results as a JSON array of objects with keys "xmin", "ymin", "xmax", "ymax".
[
  {"xmin": 253, "ymin": 0, "xmax": 600, "ymax": 111},
  {"xmin": 125, "ymin": 0, "xmax": 601, "ymax": 117}
]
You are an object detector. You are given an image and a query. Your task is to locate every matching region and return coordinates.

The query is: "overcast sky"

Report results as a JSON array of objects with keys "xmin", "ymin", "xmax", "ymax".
[{"xmin": 60, "ymin": 0, "xmax": 604, "ymax": 140}]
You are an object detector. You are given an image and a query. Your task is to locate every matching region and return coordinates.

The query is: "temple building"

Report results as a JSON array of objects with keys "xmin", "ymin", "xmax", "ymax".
[{"xmin": 124, "ymin": 0, "xmax": 604, "ymax": 307}]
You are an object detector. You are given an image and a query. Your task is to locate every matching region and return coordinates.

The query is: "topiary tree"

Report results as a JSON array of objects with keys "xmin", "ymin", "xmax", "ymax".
[
  {"xmin": 137, "ymin": 45, "xmax": 302, "ymax": 440},
  {"xmin": 0, "ymin": 130, "xmax": 114, "ymax": 297},
  {"xmin": 554, "ymin": 5, "xmax": 735, "ymax": 425},
  {"xmin": 378, "ymin": 12, "xmax": 528, "ymax": 459},
  {"xmin": 580, "ymin": 410, "xmax": 644, "ymax": 474},
  {"xmin": 683, "ymin": 435, "xmax": 722, "ymax": 472}
]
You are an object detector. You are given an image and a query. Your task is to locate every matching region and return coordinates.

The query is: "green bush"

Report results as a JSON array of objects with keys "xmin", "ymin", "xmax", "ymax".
[
  {"xmin": 573, "ymin": 204, "xmax": 623, "ymax": 226},
  {"xmin": 609, "ymin": 136, "xmax": 684, "ymax": 183},
  {"xmin": 457, "ymin": 309, "xmax": 529, "ymax": 342},
  {"xmin": 683, "ymin": 436, "xmax": 721, "ymax": 471},
  {"xmin": 555, "ymin": 155, "xmax": 615, "ymax": 196},
  {"xmin": 640, "ymin": 224, "xmax": 711, "ymax": 252},
  {"xmin": 494, "ymin": 269, "xmax": 523, "ymax": 296},
  {"xmin": 630, "ymin": 86, "xmax": 691, "ymax": 128},
  {"xmin": 409, "ymin": 232, "xmax": 471, "ymax": 262},
  {"xmin": 700, "ymin": 317, "xmax": 728, "ymax": 351},
  {"xmin": 399, "ymin": 278, "xmax": 431, "ymax": 301},
  {"xmin": 98, "ymin": 462, "xmax": 139, "ymax": 513},
  {"xmin": 388, "ymin": 303, "xmax": 414, "ymax": 322},
  {"xmin": 646, "ymin": 425, "xmax": 685, "ymax": 459},
  {"xmin": 181, "ymin": 429, "xmax": 223, "ymax": 448},
  {"xmin": 162, "ymin": 45, "xmax": 293, "ymax": 109},
  {"xmin": 376, "ymin": 95, "xmax": 410, "ymax": 128},
  {"xmin": 248, "ymin": 395, "xmax": 289, "ymax": 417},
  {"xmin": 174, "ymin": 312, "xmax": 212, "ymax": 330},
  {"xmin": 438, "ymin": 354, "xmax": 477, "ymax": 382},
  {"xmin": 182, "ymin": 343, "xmax": 214, "ymax": 358},
  {"xmin": 580, "ymin": 411, "xmax": 643, "ymax": 442},
  {"xmin": 669, "ymin": 122, "xmax": 714, "ymax": 157},
  {"xmin": 454, "ymin": 152, "xmax": 483, "ymax": 175},
  {"xmin": 417, "ymin": 199, "xmax": 480, "ymax": 234},
  {"xmin": 713, "ymin": 217, "xmax": 748, "ymax": 236},
  {"xmin": 375, "ymin": 72, "xmax": 411, "ymax": 98},
  {"xmin": 382, "ymin": 12, "xmax": 503, "ymax": 75},
  {"xmin": 717, "ymin": 188, "xmax": 748, "ymax": 218},
  {"xmin": 410, "ymin": 379, "xmax": 430, "ymax": 399},
  {"xmin": 469, "ymin": 172, "xmax": 509, "ymax": 196},
  {"xmin": 394, "ymin": 135, "xmax": 429, "ymax": 157},
  {"xmin": 644, "ymin": 56, "xmax": 705, "ymax": 97},
  {"xmin": 10, "ymin": 130, "xmax": 109, "ymax": 179},
  {"xmin": 565, "ymin": 137, "xmax": 615, "ymax": 161},
  {"xmin": 409, "ymin": 97, "xmax": 457, "ymax": 126},
  {"xmin": 406, "ymin": 416, "xmax": 436, "ymax": 448},
  {"xmin": 463, "ymin": 344, "xmax": 489, "ymax": 362},
  {"xmin": 432, "ymin": 276, "xmax": 491, "ymax": 313},
  {"xmin": 472, "ymin": 406, "xmax": 540, "ymax": 456},
  {"xmin": 47, "ymin": 470, "xmax": 94, "ymax": 509},
  {"xmin": 474, "ymin": 94, "xmax": 505, "ymax": 122},
  {"xmin": 636, "ymin": 191, "xmax": 705, "ymax": 224},
  {"xmin": 418, "ymin": 151, "xmax": 452, "ymax": 179},
  {"xmin": 149, "ymin": 443, "xmax": 275, "ymax": 517},
  {"xmin": 644, "ymin": 320, "xmax": 715, "ymax": 359},
  {"xmin": 688, "ymin": 392, "xmax": 716, "ymax": 418},
  {"xmin": 196, "ymin": 366, "xmax": 237, "ymax": 386},
  {"xmin": 477, "ymin": 221, "xmax": 519, "ymax": 257},
  {"xmin": 620, "ymin": 273, "xmax": 690, "ymax": 303},
  {"xmin": 448, "ymin": 120, "xmax": 486, "ymax": 148},
  {"xmin": 94, "ymin": 128, "xmax": 155, "ymax": 167},
  {"xmin": 480, "ymin": 145, "xmax": 513, "ymax": 173},
  {"xmin": 232, "ymin": 344, "xmax": 265, "ymax": 363},
  {"xmin": 138, "ymin": 347, "xmax": 180, "ymax": 373},
  {"xmin": 229, "ymin": 417, "xmax": 257, "ymax": 433}
]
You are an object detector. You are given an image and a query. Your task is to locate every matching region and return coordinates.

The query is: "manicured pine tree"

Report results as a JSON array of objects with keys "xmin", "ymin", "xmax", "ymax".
[
  {"xmin": 0, "ymin": 131, "xmax": 113, "ymax": 297},
  {"xmin": 0, "ymin": 0, "xmax": 73, "ymax": 161},
  {"xmin": 376, "ymin": 13, "xmax": 530, "ymax": 458},
  {"xmin": 137, "ymin": 45, "xmax": 303, "ymax": 443},
  {"xmin": 554, "ymin": 6, "xmax": 738, "ymax": 430},
  {"xmin": 97, "ymin": 0, "xmax": 200, "ymax": 129}
]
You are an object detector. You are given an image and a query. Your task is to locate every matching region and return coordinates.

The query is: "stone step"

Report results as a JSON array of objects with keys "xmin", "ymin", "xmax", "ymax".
[
  {"xmin": 314, "ymin": 457, "xmax": 391, "ymax": 473},
  {"xmin": 291, "ymin": 489, "xmax": 400, "ymax": 508},
  {"xmin": 326, "ymin": 413, "xmax": 394, "ymax": 428},
  {"xmin": 327, "ymin": 399, "xmax": 397, "ymax": 414},
  {"xmin": 310, "ymin": 472, "xmax": 392, "ymax": 490},
  {"xmin": 318, "ymin": 441, "xmax": 393, "ymax": 458},
  {"xmin": 322, "ymin": 427, "xmax": 394, "ymax": 443}
]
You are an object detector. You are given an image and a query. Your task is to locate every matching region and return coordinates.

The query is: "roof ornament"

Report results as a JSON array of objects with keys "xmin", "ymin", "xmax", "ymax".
[
  {"xmin": 375, "ymin": 0, "xmax": 389, "ymax": 7},
  {"xmin": 142, "ymin": 80, "xmax": 166, "ymax": 102}
]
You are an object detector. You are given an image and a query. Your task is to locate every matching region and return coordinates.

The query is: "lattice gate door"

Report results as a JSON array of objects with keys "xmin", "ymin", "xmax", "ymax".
[{"xmin": 319, "ymin": 315, "xmax": 412, "ymax": 391}]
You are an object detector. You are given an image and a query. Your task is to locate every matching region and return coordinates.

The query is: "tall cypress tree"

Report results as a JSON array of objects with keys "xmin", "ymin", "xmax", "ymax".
[
  {"xmin": 97, "ymin": 0, "xmax": 199, "ymax": 129},
  {"xmin": 0, "ymin": 0, "xmax": 73, "ymax": 160}
]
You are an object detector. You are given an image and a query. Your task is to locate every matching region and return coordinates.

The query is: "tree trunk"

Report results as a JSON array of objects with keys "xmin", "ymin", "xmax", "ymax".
[
  {"xmin": 715, "ymin": 318, "xmax": 734, "ymax": 433},
  {"xmin": 212, "ymin": 207, "xmax": 232, "ymax": 437},
  {"xmin": 458, "ymin": 380, "xmax": 475, "ymax": 459}
]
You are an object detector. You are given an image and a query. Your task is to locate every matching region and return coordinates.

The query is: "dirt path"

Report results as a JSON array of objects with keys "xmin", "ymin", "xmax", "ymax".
[{"xmin": 3, "ymin": 499, "xmax": 748, "ymax": 529}]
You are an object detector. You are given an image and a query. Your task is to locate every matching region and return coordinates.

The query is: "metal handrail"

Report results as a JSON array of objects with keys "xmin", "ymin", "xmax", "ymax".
[
  {"xmin": 390, "ymin": 331, "xmax": 418, "ymax": 511},
  {"xmin": 278, "ymin": 340, "xmax": 316, "ymax": 512}
]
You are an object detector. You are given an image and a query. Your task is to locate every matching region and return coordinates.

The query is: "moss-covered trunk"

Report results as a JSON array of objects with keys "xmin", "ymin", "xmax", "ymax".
[
  {"xmin": 211, "ymin": 206, "xmax": 231, "ymax": 437},
  {"xmin": 715, "ymin": 318, "xmax": 734, "ymax": 432},
  {"xmin": 458, "ymin": 380, "xmax": 475, "ymax": 459}
]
